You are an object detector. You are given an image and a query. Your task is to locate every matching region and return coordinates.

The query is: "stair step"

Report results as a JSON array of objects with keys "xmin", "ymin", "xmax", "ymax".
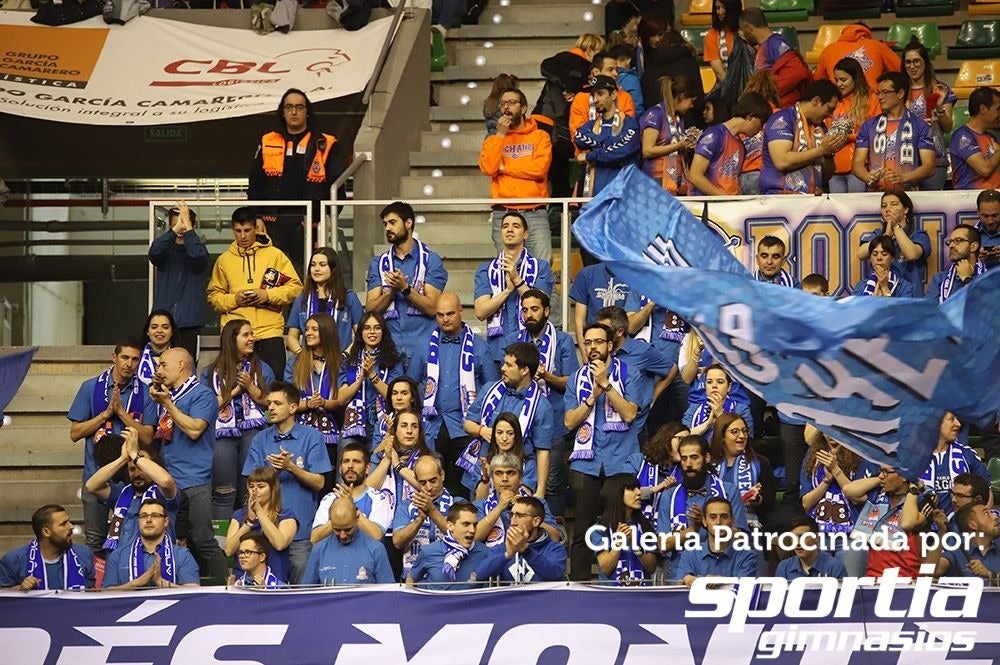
[
  {"xmin": 453, "ymin": 44, "xmax": 566, "ymax": 67},
  {"xmin": 420, "ymin": 130, "xmax": 488, "ymax": 152},
  {"xmin": 0, "ymin": 477, "xmax": 84, "ymax": 510},
  {"xmin": 0, "ymin": 428, "xmax": 80, "ymax": 466},
  {"xmin": 435, "ymin": 80, "xmax": 544, "ymax": 107},
  {"xmin": 401, "ymin": 175, "xmax": 492, "ymax": 199},
  {"xmin": 410, "ymin": 150, "xmax": 481, "ymax": 167},
  {"xmin": 430, "ymin": 106, "xmax": 488, "ymax": 122},
  {"xmin": 437, "ymin": 64, "xmax": 540, "ymax": 83},
  {"xmin": 413, "ymin": 166, "xmax": 485, "ymax": 178},
  {"xmin": 460, "ymin": 22, "xmax": 601, "ymax": 40},
  {"xmin": 0, "ymin": 504, "xmax": 83, "ymax": 526}
]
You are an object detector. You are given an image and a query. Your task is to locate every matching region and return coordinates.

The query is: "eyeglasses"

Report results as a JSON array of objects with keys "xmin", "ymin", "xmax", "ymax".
[
  {"xmin": 283, "ymin": 103, "xmax": 306, "ymax": 112},
  {"xmin": 138, "ymin": 513, "xmax": 166, "ymax": 520},
  {"xmin": 950, "ymin": 491, "xmax": 974, "ymax": 499},
  {"xmin": 510, "ymin": 511, "xmax": 536, "ymax": 519},
  {"xmin": 875, "ymin": 89, "xmax": 899, "ymax": 97},
  {"xmin": 499, "ymin": 99, "xmax": 522, "ymax": 107},
  {"xmin": 237, "ymin": 549, "xmax": 264, "ymax": 556},
  {"xmin": 945, "ymin": 238, "xmax": 970, "ymax": 247},
  {"xmin": 727, "ymin": 428, "xmax": 749, "ymax": 437},
  {"xmin": 583, "ymin": 339, "xmax": 609, "ymax": 346},
  {"xmin": 903, "ymin": 59, "xmax": 923, "ymax": 67},
  {"xmin": 362, "ymin": 325, "xmax": 383, "ymax": 332}
]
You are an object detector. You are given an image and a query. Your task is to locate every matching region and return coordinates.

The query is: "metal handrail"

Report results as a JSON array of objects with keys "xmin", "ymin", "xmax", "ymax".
[
  {"xmin": 360, "ymin": 0, "xmax": 408, "ymax": 108},
  {"xmin": 322, "ymin": 152, "xmax": 369, "ymax": 245}
]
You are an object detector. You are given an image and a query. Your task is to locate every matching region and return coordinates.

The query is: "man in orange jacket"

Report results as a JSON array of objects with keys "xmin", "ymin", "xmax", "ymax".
[
  {"xmin": 479, "ymin": 87, "xmax": 554, "ymax": 263},
  {"xmin": 815, "ymin": 23, "xmax": 901, "ymax": 92}
]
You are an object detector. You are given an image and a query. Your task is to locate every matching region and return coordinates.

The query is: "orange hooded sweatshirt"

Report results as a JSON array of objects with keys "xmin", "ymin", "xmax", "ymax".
[
  {"xmin": 479, "ymin": 116, "xmax": 553, "ymax": 202},
  {"xmin": 815, "ymin": 25, "xmax": 901, "ymax": 92}
]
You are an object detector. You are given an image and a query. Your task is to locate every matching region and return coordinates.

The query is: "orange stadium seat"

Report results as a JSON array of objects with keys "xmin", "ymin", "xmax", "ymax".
[
  {"xmin": 952, "ymin": 59, "xmax": 1000, "ymax": 99},
  {"xmin": 968, "ymin": 0, "xmax": 1000, "ymax": 15},
  {"xmin": 700, "ymin": 66, "xmax": 717, "ymax": 92},
  {"xmin": 681, "ymin": 0, "xmax": 713, "ymax": 26},
  {"xmin": 806, "ymin": 24, "xmax": 849, "ymax": 64}
]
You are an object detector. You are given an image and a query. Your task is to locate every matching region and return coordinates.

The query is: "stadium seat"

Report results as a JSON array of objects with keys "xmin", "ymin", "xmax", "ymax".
[
  {"xmin": 806, "ymin": 24, "xmax": 849, "ymax": 64},
  {"xmin": 895, "ymin": 0, "xmax": 956, "ymax": 18},
  {"xmin": 431, "ymin": 29, "xmax": 448, "ymax": 73},
  {"xmin": 887, "ymin": 22, "xmax": 942, "ymax": 59},
  {"xmin": 772, "ymin": 26, "xmax": 801, "ymax": 52},
  {"xmin": 948, "ymin": 20, "xmax": 1000, "ymax": 60},
  {"xmin": 952, "ymin": 59, "xmax": 1000, "ymax": 99},
  {"xmin": 681, "ymin": 28, "xmax": 709, "ymax": 57},
  {"xmin": 820, "ymin": 0, "xmax": 881, "ymax": 20},
  {"xmin": 700, "ymin": 66, "xmax": 717, "ymax": 92},
  {"xmin": 681, "ymin": 0, "xmax": 713, "ymax": 26},
  {"xmin": 213, "ymin": 518, "xmax": 235, "ymax": 568},
  {"xmin": 943, "ymin": 102, "xmax": 970, "ymax": 147},
  {"xmin": 760, "ymin": 0, "xmax": 813, "ymax": 22},
  {"xmin": 989, "ymin": 457, "xmax": 1000, "ymax": 504},
  {"xmin": 969, "ymin": 1, "xmax": 1000, "ymax": 16}
]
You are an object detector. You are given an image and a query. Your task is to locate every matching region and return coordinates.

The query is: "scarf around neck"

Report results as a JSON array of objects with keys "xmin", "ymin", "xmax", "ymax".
[
  {"xmin": 424, "ymin": 324, "xmax": 478, "ymax": 419},
  {"xmin": 378, "ymin": 241, "xmax": 428, "ymax": 319},
  {"xmin": 569, "ymin": 359, "xmax": 629, "ymax": 461},
  {"xmin": 457, "ymin": 380, "xmax": 542, "ymax": 474}
]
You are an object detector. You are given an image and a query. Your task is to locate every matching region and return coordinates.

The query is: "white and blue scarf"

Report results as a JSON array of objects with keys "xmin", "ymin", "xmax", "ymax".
[
  {"xmin": 690, "ymin": 396, "xmax": 738, "ymax": 430},
  {"xmin": 610, "ymin": 522, "xmax": 650, "ymax": 586},
  {"xmin": 637, "ymin": 461, "xmax": 679, "ymax": 525},
  {"xmin": 569, "ymin": 359, "xmax": 628, "ymax": 461},
  {"xmin": 298, "ymin": 360, "xmax": 339, "ymax": 444},
  {"xmin": 516, "ymin": 321, "xmax": 557, "ymax": 395},
  {"xmin": 457, "ymin": 380, "xmax": 542, "ymax": 474},
  {"xmin": 236, "ymin": 566, "xmax": 281, "ymax": 588},
  {"xmin": 667, "ymin": 474, "xmax": 727, "ymax": 531},
  {"xmin": 752, "ymin": 267, "xmax": 795, "ymax": 288},
  {"xmin": 379, "ymin": 241, "xmax": 429, "ymax": 320},
  {"xmin": 871, "ymin": 109, "xmax": 917, "ymax": 173},
  {"xmin": 440, "ymin": 532, "xmax": 470, "ymax": 582},
  {"xmin": 424, "ymin": 325, "xmax": 478, "ymax": 419},
  {"xmin": 938, "ymin": 260, "xmax": 987, "ymax": 303},
  {"xmin": 91, "ymin": 369, "xmax": 143, "ymax": 443},
  {"xmin": 104, "ymin": 483, "xmax": 161, "ymax": 551},
  {"xmin": 154, "ymin": 374, "xmax": 200, "ymax": 443},
  {"xmin": 342, "ymin": 355, "xmax": 389, "ymax": 440},
  {"xmin": 25, "ymin": 539, "xmax": 87, "ymax": 590},
  {"xmin": 487, "ymin": 248, "xmax": 539, "ymax": 338},
  {"xmin": 129, "ymin": 536, "xmax": 175, "ymax": 585},
  {"xmin": 137, "ymin": 344, "xmax": 161, "ymax": 385},
  {"xmin": 213, "ymin": 358, "xmax": 268, "ymax": 438},
  {"xmin": 863, "ymin": 267, "xmax": 901, "ymax": 296},
  {"xmin": 482, "ymin": 484, "xmax": 533, "ymax": 547},
  {"xmin": 920, "ymin": 443, "xmax": 970, "ymax": 494},
  {"xmin": 809, "ymin": 465, "xmax": 852, "ymax": 535},
  {"xmin": 304, "ymin": 288, "xmax": 344, "ymax": 322},
  {"xmin": 719, "ymin": 453, "xmax": 761, "ymax": 496},
  {"xmin": 403, "ymin": 491, "xmax": 455, "ymax": 577}
]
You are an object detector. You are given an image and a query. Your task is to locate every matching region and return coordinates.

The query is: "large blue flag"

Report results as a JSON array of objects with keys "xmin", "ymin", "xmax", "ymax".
[
  {"xmin": 0, "ymin": 347, "xmax": 36, "ymax": 427},
  {"xmin": 572, "ymin": 166, "xmax": 1000, "ymax": 479}
]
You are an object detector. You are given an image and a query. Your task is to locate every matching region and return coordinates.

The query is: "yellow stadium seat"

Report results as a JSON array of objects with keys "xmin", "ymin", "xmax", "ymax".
[
  {"xmin": 682, "ymin": 0, "xmax": 713, "ymax": 26},
  {"xmin": 969, "ymin": 1, "xmax": 1000, "ymax": 15},
  {"xmin": 700, "ymin": 66, "xmax": 717, "ymax": 92},
  {"xmin": 806, "ymin": 24, "xmax": 849, "ymax": 64},
  {"xmin": 952, "ymin": 59, "xmax": 1000, "ymax": 98}
]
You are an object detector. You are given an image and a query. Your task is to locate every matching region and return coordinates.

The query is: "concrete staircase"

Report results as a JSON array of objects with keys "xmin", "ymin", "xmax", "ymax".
[{"xmin": 404, "ymin": 1, "xmax": 605, "ymax": 323}]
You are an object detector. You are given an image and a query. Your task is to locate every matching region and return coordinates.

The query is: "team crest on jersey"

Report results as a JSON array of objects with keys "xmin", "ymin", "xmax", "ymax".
[{"xmin": 847, "ymin": 47, "xmax": 874, "ymax": 72}]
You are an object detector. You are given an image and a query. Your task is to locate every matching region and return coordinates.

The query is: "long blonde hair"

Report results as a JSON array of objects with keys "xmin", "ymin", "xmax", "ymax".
[
  {"xmin": 574, "ymin": 33, "xmax": 606, "ymax": 57},
  {"xmin": 659, "ymin": 75, "xmax": 693, "ymax": 118},
  {"xmin": 833, "ymin": 57, "xmax": 873, "ymax": 128}
]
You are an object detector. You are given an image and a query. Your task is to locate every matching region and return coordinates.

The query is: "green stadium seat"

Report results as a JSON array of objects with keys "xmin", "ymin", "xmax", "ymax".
[
  {"xmin": 213, "ymin": 518, "xmax": 235, "ymax": 568},
  {"xmin": 760, "ymin": 0, "xmax": 813, "ymax": 22},
  {"xmin": 988, "ymin": 457, "xmax": 1000, "ymax": 504},
  {"xmin": 943, "ymin": 103, "xmax": 970, "ymax": 147},
  {"xmin": 820, "ymin": 0, "xmax": 881, "ymax": 20},
  {"xmin": 948, "ymin": 20, "xmax": 1000, "ymax": 60},
  {"xmin": 431, "ymin": 29, "xmax": 447, "ymax": 73},
  {"xmin": 895, "ymin": 0, "xmax": 955, "ymax": 18},
  {"xmin": 887, "ymin": 22, "xmax": 942, "ymax": 59},
  {"xmin": 772, "ymin": 26, "xmax": 801, "ymax": 52},
  {"xmin": 681, "ymin": 28, "xmax": 709, "ymax": 57}
]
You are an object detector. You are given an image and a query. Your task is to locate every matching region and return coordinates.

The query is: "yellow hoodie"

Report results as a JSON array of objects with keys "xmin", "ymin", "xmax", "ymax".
[{"xmin": 206, "ymin": 234, "xmax": 303, "ymax": 340}]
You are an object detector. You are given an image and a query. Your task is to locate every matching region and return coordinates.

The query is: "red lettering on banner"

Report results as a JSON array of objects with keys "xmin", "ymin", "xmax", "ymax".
[
  {"xmin": 207, "ymin": 60, "xmax": 255, "ymax": 75},
  {"xmin": 258, "ymin": 62, "xmax": 291, "ymax": 74},
  {"xmin": 164, "ymin": 60, "xmax": 212, "ymax": 74}
]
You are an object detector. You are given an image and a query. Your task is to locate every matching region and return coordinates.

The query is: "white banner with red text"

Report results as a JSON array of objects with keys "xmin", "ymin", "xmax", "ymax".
[{"xmin": 0, "ymin": 11, "xmax": 392, "ymax": 125}]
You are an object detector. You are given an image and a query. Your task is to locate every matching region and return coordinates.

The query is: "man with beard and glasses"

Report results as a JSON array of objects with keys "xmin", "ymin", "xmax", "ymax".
[
  {"xmin": 311, "ymin": 442, "xmax": 393, "ymax": 543},
  {"xmin": 302, "ymin": 496, "xmax": 393, "ymax": 585},
  {"xmin": 656, "ymin": 435, "xmax": 748, "ymax": 580},
  {"xmin": 103, "ymin": 498, "xmax": 200, "ymax": 589},
  {"xmin": 565, "ymin": 323, "xmax": 640, "ymax": 581},
  {"xmin": 0, "ymin": 505, "xmax": 95, "ymax": 590},
  {"xmin": 408, "ymin": 291, "xmax": 497, "ymax": 498},
  {"xmin": 69, "ymin": 337, "xmax": 156, "ymax": 555},
  {"xmin": 479, "ymin": 88, "xmax": 554, "ymax": 263},
  {"xmin": 499, "ymin": 289, "xmax": 578, "ymax": 515},
  {"xmin": 475, "ymin": 212, "xmax": 554, "ymax": 364},
  {"xmin": 927, "ymin": 225, "xmax": 987, "ymax": 304},
  {"xmin": 85, "ymin": 426, "xmax": 179, "ymax": 555},
  {"xmin": 366, "ymin": 201, "xmax": 448, "ymax": 366}
]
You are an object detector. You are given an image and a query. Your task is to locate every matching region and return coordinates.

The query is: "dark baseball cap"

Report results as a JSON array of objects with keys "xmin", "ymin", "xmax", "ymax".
[{"xmin": 585, "ymin": 75, "xmax": 618, "ymax": 94}]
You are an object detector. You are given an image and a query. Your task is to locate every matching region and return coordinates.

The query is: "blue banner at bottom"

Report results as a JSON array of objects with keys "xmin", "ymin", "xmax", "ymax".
[{"xmin": 1, "ymin": 583, "xmax": 998, "ymax": 664}]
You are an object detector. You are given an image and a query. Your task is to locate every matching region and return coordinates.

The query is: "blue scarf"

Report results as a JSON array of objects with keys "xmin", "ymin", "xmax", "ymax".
[
  {"xmin": 457, "ymin": 380, "xmax": 542, "ymax": 474},
  {"xmin": 213, "ymin": 358, "xmax": 268, "ymax": 438},
  {"xmin": 129, "ymin": 536, "xmax": 175, "ymax": 585},
  {"xmin": 304, "ymin": 288, "xmax": 344, "ymax": 321},
  {"xmin": 342, "ymin": 354, "xmax": 388, "ymax": 440},
  {"xmin": 482, "ymin": 484, "xmax": 533, "ymax": 548},
  {"xmin": 637, "ymin": 460, "xmax": 678, "ymax": 524},
  {"xmin": 154, "ymin": 374, "xmax": 199, "ymax": 443},
  {"xmin": 403, "ymin": 490, "xmax": 455, "ymax": 578},
  {"xmin": 423, "ymin": 325, "xmax": 478, "ymax": 419},
  {"xmin": 668, "ymin": 473, "xmax": 727, "ymax": 531},
  {"xmin": 938, "ymin": 260, "xmax": 987, "ymax": 303},
  {"xmin": 863, "ymin": 266, "xmax": 901, "ymax": 296},
  {"xmin": 104, "ymin": 483, "xmax": 161, "ymax": 551},
  {"xmin": 809, "ymin": 465, "xmax": 852, "ymax": 535},
  {"xmin": 298, "ymin": 360, "xmax": 339, "ymax": 444},
  {"xmin": 517, "ymin": 321, "xmax": 557, "ymax": 396},
  {"xmin": 440, "ymin": 532, "xmax": 470, "ymax": 582},
  {"xmin": 91, "ymin": 369, "xmax": 143, "ymax": 443},
  {"xmin": 486, "ymin": 248, "xmax": 539, "ymax": 338},
  {"xmin": 25, "ymin": 540, "xmax": 87, "ymax": 590},
  {"xmin": 236, "ymin": 565, "xmax": 281, "ymax": 588},
  {"xmin": 752, "ymin": 267, "xmax": 795, "ymax": 288},
  {"xmin": 569, "ymin": 359, "xmax": 628, "ymax": 462},
  {"xmin": 378, "ymin": 240, "xmax": 428, "ymax": 319},
  {"xmin": 690, "ymin": 396, "xmax": 738, "ymax": 430},
  {"xmin": 920, "ymin": 443, "xmax": 970, "ymax": 494},
  {"xmin": 137, "ymin": 344, "xmax": 160, "ymax": 385},
  {"xmin": 610, "ymin": 522, "xmax": 650, "ymax": 586}
]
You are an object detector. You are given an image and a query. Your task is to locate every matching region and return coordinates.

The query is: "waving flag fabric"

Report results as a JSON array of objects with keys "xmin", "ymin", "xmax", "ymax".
[{"xmin": 572, "ymin": 166, "xmax": 1000, "ymax": 479}]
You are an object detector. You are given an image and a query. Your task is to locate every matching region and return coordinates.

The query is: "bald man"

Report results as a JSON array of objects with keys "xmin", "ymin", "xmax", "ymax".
[
  {"xmin": 391, "ymin": 455, "xmax": 455, "ymax": 580},
  {"xmin": 301, "ymin": 496, "xmax": 393, "ymax": 585},
  {"xmin": 149, "ymin": 346, "xmax": 227, "ymax": 578},
  {"xmin": 407, "ymin": 291, "xmax": 498, "ymax": 498},
  {"xmin": 474, "ymin": 212, "xmax": 555, "ymax": 362}
]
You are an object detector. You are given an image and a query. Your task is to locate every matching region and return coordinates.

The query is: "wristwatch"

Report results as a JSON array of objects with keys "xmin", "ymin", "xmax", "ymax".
[
  {"xmin": 131, "ymin": 452, "xmax": 146, "ymax": 463},
  {"xmin": 907, "ymin": 484, "xmax": 922, "ymax": 496},
  {"xmin": 401, "ymin": 285, "xmax": 412, "ymax": 297},
  {"xmin": 598, "ymin": 383, "xmax": 612, "ymax": 392}
]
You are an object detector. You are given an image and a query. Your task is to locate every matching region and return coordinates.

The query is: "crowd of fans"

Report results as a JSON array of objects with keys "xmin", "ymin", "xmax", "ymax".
[{"xmin": 2, "ymin": 1, "xmax": 1000, "ymax": 592}]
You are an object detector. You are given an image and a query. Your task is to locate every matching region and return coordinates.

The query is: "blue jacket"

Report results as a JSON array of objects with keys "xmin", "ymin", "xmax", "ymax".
[
  {"xmin": 573, "ymin": 112, "xmax": 641, "ymax": 195},
  {"xmin": 149, "ymin": 229, "xmax": 209, "ymax": 328}
]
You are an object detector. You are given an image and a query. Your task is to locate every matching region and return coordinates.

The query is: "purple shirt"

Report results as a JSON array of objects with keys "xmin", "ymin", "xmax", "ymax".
[{"xmin": 759, "ymin": 106, "xmax": 825, "ymax": 195}]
